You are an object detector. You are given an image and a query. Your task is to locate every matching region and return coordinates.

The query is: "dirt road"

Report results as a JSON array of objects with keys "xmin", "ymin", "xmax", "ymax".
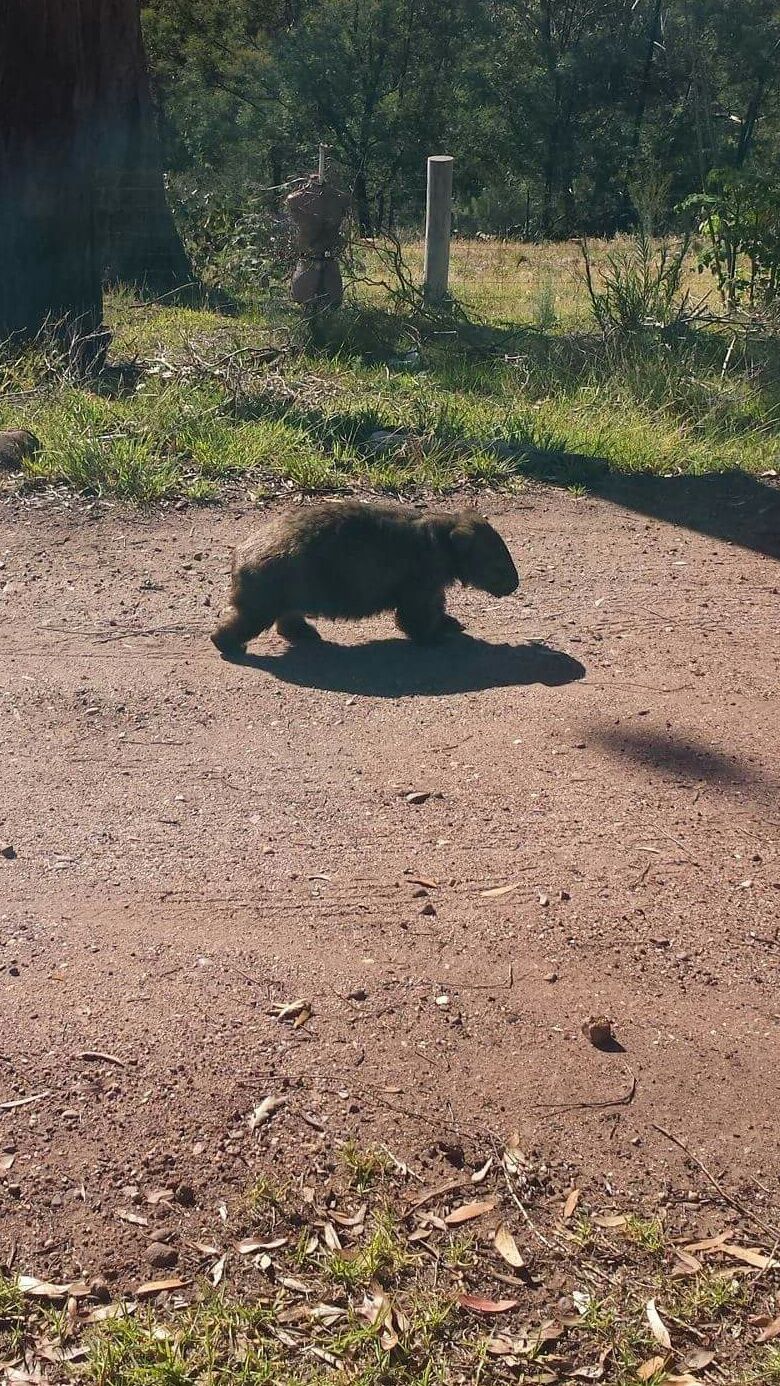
[{"xmin": 1, "ymin": 486, "xmax": 778, "ymax": 1285}]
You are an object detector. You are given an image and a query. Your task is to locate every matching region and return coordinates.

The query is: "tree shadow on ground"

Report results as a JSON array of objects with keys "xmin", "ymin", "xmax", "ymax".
[
  {"xmin": 524, "ymin": 452, "xmax": 780, "ymax": 561},
  {"xmin": 236, "ymin": 634, "xmax": 586, "ymax": 698},
  {"xmin": 592, "ymin": 725, "xmax": 776, "ymax": 792}
]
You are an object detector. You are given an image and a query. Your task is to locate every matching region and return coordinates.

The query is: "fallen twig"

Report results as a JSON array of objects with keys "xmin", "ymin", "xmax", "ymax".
[
  {"xmin": 537, "ymin": 1067, "xmax": 636, "ymax": 1114},
  {"xmin": 653, "ymin": 1122, "xmax": 780, "ymax": 1240}
]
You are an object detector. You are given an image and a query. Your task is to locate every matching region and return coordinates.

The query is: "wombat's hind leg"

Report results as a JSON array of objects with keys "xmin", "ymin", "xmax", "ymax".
[
  {"xmin": 395, "ymin": 587, "xmax": 450, "ymax": 644},
  {"xmin": 276, "ymin": 612, "xmax": 322, "ymax": 643},
  {"xmin": 211, "ymin": 606, "xmax": 272, "ymax": 656}
]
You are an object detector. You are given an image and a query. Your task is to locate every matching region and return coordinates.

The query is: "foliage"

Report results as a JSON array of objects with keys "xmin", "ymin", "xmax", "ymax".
[
  {"xmin": 580, "ymin": 228, "xmax": 698, "ymax": 339},
  {"xmin": 142, "ymin": 0, "xmax": 780, "ymax": 242},
  {"xmin": 682, "ymin": 169, "xmax": 780, "ymax": 310}
]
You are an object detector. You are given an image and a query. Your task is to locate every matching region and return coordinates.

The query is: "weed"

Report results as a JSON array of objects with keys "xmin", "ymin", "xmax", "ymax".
[
  {"xmin": 325, "ymin": 1209, "xmax": 411, "ymax": 1289},
  {"xmin": 340, "ymin": 1142, "xmax": 393, "ymax": 1193},
  {"xmin": 623, "ymin": 1214, "xmax": 665, "ymax": 1254}
]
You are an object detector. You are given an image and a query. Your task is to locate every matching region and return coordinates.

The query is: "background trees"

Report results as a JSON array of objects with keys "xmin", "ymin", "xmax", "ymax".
[{"xmin": 143, "ymin": 0, "xmax": 780, "ymax": 237}]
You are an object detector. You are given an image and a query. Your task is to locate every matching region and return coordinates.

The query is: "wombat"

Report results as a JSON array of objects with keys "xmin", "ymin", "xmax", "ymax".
[
  {"xmin": 0, "ymin": 429, "xmax": 40, "ymax": 472},
  {"xmin": 211, "ymin": 500, "xmax": 519, "ymax": 654}
]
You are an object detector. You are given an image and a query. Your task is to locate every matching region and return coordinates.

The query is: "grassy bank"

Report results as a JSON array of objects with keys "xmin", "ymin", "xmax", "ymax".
[
  {"xmin": 3, "ymin": 1146, "xmax": 780, "ymax": 1386},
  {"xmin": 1, "ymin": 238, "xmax": 779, "ymax": 503}
]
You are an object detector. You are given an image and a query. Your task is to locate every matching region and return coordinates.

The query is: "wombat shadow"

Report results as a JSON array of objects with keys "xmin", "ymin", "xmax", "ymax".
[{"xmin": 234, "ymin": 634, "xmax": 586, "ymax": 698}]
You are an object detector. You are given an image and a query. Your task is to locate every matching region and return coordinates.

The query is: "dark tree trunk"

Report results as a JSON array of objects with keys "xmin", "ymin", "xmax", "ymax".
[
  {"xmin": 353, "ymin": 171, "xmax": 373, "ymax": 236},
  {"xmin": 0, "ymin": 0, "xmax": 104, "ymax": 355},
  {"xmin": 96, "ymin": 0, "xmax": 193, "ymax": 294}
]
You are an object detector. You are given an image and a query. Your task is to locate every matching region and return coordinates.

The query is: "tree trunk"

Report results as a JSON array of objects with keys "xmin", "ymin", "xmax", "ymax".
[
  {"xmin": 95, "ymin": 0, "xmax": 193, "ymax": 294},
  {"xmin": 0, "ymin": 0, "xmax": 104, "ymax": 356},
  {"xmin": 353, "ymin": 171, "xmax": 373, "ymax": 236}
]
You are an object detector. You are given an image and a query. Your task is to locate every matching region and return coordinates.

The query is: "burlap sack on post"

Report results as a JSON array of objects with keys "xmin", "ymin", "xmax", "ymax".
[{"xmin": 286, "ymin": 177, "xmax": 348, "ymax": 309}]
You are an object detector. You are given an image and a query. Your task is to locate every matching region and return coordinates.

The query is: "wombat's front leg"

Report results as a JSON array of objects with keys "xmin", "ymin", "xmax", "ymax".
[
  {"xmin": 276, "ymin": 612, "xmax": 322, "ymax": 643},
  {"xmin": 395, "ymin": 586, "xmax": 456, "ymax": 644}
]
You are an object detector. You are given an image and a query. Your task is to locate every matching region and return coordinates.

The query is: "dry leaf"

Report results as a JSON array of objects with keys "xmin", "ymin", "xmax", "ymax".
[
  {"xmin": 637, "ymin": 1357, "xmax": 667, "ymax": 1381},
  {"xmin": 481, "ymin": 883, "xmax": 519, "ymax": 899},
  {"xmin": 323, "ymin": 1221, "xmax": 342, "ymax": 1251},
  {"xmin": 310, "ymin": 1303, "xmax": 344, "ymax": 1327},
  {"xmin": 758, "ymin": 1315, "xmax": 780, "ymax": 1343},
  {"xmin": 0, "ymin": 1153, "xmax": 16, "ymax": 1172},
  {"xmin": 458, "ymin": 1293, "xmax": 518, "ymax": 1314},
  {"xmin": 721, "ymin": 1243, "xmax": 775, "ymax": 1270},
  {"xmin": 684, "ymin": 1231, "xmax": 730, "ymax": 1254},
  {"xmin": 135, "ymin": 1277, "xmax": 188, "ymax": 1297},
  {"xmin": 248, "ymin": 1095, "xmax": 286, "ymax": 1131},
  {"xmin": 406, "ymin": 1177, "xmax": 469, "ymax": 1211},
  {"xmin": 646, "ymin": 1299, "xmax": 672, "ymax": 1350},
  {"xmin": 684, "ymin": 1349, "xmax": 716, "ymax": 1370},
  {"xmin": 593, "ymin": 1213, "xmax": 628, "ymax": 1229},
  {"xmin": 360, "ymin": 1285, "xmax": 399, "ymax": 1350},
  {"xmin": 238, "ymin": 1236, "xmax": 288, "ymax": 1254},
  {"xmin": 0, "ymin": 1091, "xmax": 50, "ymax": 1112},
  {"xmin": 210, "ymin": 1255, "xmax": 226, "ymax": 1287},
  {"xmin": 281, "ymin": 1275, "xmax": 310, "ymax": 1294},
  {"xmin": 330, "ymin": 1203, "xmax": 368, "ymax": 1228},
  {"xmin": 661, "ymin": 1376, "xmax": 704, "ymax": 1385},
  {"xmin": 494, "ymin": 1223, "xmax": 525, "ymax": 1268},
  {"xmin": 445, "ymin": 1199, "xmax": 496, "ymax": 1226},
  {"xmin": 86, "ymin": 1303, "xmax": 129, "ymax": 1323},
  {"xmin": 406, "ymin": 791, "xmax": 430, "ymax": 805},
  {"xmin": 472, "ymin": 1157, "xmax": 493, "ymax": 1184},
  {"xmin": 145, "ymin": 1188, "xmax": 174, "ymax": 1205},
  {"xmin": 572, "ymin": 1347, "xmax": 612, "ymax": 1380},
  {"xmin": 77, "ymin": 1050, "xmax": 126, "ymax": 1066},
  {"xmin": 187, "ymin": 1241, "xmax": 221, "ymax": 1258},
  {"xmin": 116, "ymin": 1209, "xmax": 148, "ymax": 1227},
  {"xmin": 563, "ymin": 1189, "xmax": 581, "ymax": 1220},
  {"xmin": 271, "ymin": 998, "xmax": 312, "ymax": 1024},
  {"xmin": 18, "ymin": 1276, "xmax": 80, "ymax": 1300},
  {"xmin": 672, "ymin": 1248, "xmax": 703, "ymax": 1274}
]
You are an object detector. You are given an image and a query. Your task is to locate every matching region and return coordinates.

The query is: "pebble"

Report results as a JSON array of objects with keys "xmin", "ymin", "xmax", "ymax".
[
  {"xmin": 174, "ymin": 1182, "xmax": 196, "ymax": 1207},
  {"xmin": 146, "ymin": 1242, "xmax": 178, "ymax": 1269}
]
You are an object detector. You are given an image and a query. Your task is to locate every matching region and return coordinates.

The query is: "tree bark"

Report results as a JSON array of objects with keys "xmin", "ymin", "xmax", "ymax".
[
  {"xmin": 0, "ymin": 0, "xmax": 104, "ymax": 353},
  {"xmin": 95, "ymin": 0, "xmax": 193, "ymax": 293}
]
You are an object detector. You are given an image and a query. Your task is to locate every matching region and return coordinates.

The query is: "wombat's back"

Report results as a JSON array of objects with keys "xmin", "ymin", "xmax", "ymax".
[{"xmin": 231, "ymin": 502, "xmax": 436, "ymax": 620}]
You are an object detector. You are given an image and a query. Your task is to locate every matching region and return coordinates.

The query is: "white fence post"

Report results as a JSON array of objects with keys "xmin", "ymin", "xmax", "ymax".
[{"xmin": 423, "ymin": 155, "xmax": 453, "ymax": 303}]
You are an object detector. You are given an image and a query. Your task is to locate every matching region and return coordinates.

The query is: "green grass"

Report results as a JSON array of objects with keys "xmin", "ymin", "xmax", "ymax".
[
  {"xmin": 3, "ymin": 1170, "xmax": 780, "ymax": 1386},
  {"xmin": 1, "ymin": 237, "xmax": 780, "ymax": 502}
]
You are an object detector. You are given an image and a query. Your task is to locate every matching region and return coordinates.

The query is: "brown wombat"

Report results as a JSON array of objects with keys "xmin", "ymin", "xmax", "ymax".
[
  {"xmin": 211, "ymin": 500, "xmax": 519, "ymax": 654},
  {"xmin": 0, "ymin": 429, "xmax": 40, "ymax": 472}
]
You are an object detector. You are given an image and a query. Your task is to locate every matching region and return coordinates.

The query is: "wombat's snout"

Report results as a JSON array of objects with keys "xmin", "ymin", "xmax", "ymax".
[{"xmin": 486, "ymin": 561, "xmax": 520, "ymax": 597}]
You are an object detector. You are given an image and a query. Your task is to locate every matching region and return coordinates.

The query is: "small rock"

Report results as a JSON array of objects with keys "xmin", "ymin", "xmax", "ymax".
[
  {"xmin": 146, "ymin": 1242, "xmax": 178, "ymax": 1269},
  {"xmin": 538, "ymin": 893, "xmax": 550, "ymax": 907},
  {"xmin": 582, "ymin": 1015, "xmax": 616, "ymax": 1050},
  {"xmin": 419, "ymin": 901, "xmax": 436, "ymax": 918},
  {"xmin": 435, "ymin": 994, "xmax": 450, "ymax": 1009},
  {"xmin": 174, "ymin": 1183, "xmax": 196, "ymax": 1208},
  {"xmin": 559, "ymin": 889, "xmax": 571, "ymax": 902},
  {"xmin": 0, "ymin": 844, "xmax": 17, "ymax": 860},
  {"xmin": 89, "ymin": 1277, "xmax": 111, "ymax": 1303},
  {"xmin": 347, "ymin": 988, "xmax": 368, "ymax": 1002},
  {"xmin": 405, "ymin": 791, "xmax": 430, "ymax": 805},
  {"xmin": 437, "ymin": 1140, "xmax": 465, "ymax": 1169},
  {"xmin": 544, "ymin": 971, "xmax": 558, "ymax": 984}
]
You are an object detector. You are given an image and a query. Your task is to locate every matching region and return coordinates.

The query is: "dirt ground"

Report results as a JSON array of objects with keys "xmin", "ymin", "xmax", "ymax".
[{"xmin": 1, "ymin": 484, "xmax": 779, "ymax": 1290}]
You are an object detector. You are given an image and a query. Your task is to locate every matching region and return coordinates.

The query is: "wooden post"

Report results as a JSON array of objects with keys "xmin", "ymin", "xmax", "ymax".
[
  {"xmin": 423, "ymin": 155, "xmax": 453, "ymax": 303},
  {"xmin": 318, "ymin": 144, "xmax": 328, "ymax": 183}
]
